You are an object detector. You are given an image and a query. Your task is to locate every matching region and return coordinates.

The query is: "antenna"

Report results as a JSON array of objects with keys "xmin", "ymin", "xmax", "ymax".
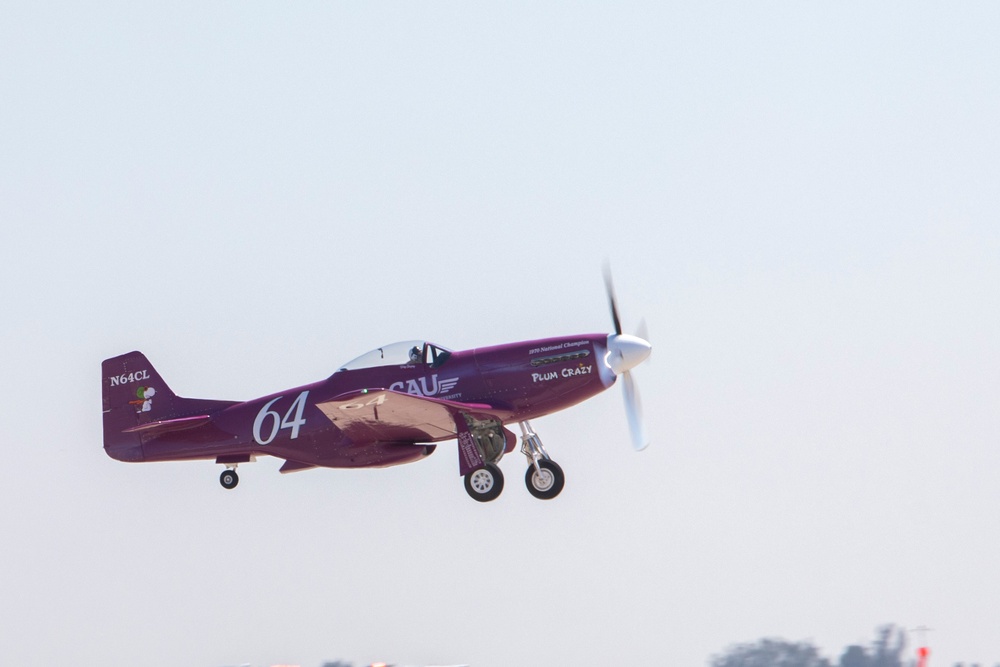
[{"xmin": 909, "ymin": 626, "xmax": 933, "ymax": 667}]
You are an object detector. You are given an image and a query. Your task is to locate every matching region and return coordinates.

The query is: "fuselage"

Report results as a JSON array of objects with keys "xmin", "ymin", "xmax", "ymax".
[{"xmin": 124, "ymin": 333, "xmax": 616, "ymax": 468}]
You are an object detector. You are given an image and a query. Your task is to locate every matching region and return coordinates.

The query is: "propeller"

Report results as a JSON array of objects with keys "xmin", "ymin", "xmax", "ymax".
[{"xmin": 603, "ymin": 266, "xmax": 652, "ymax": 451}]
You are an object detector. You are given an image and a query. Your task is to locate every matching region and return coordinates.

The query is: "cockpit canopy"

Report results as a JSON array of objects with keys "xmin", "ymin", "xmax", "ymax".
[{"xmin": 338, "ymin": 341, "xmax": 453, "ymax": 372}]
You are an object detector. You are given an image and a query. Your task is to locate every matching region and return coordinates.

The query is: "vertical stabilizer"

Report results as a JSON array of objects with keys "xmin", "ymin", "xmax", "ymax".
[{"xmin": 101, "ymin": 351, "xmax": 179, "ymax": 461}]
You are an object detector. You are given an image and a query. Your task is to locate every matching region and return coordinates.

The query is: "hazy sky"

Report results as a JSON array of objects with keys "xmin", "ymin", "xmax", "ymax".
[{"xmin": 2, "ymin": 3, "xmax": 998, "ymax": 666}]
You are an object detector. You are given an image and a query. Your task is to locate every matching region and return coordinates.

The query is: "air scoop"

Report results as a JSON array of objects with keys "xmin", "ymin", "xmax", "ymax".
[{"xmin": 606, "ymin": 334, "xmax": 652, "ymax": 375}]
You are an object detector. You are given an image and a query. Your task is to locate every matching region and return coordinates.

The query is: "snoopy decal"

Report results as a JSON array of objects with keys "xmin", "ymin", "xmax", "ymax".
[{"xmin": 128, "ymin": 386, "xmax": 156, "ymax": 413}]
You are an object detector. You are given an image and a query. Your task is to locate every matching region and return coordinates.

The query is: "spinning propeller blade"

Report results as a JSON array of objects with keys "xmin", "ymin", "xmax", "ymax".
[
  {"xmin": 603, "ymin": 266, "xmax": 652, "ymax": 451},
  {"xmin": 604, "ymin": 264, "xmax": 623, "ymax": 336},
  {"xmin": 621, "ymin": 370, "xmax": 648, "ymax": 451}
]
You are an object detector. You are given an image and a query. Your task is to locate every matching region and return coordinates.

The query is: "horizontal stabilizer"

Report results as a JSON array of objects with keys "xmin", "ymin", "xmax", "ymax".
[{"xmin": 122, "ymin": 415, "xmax": 213, "ymax": 434}]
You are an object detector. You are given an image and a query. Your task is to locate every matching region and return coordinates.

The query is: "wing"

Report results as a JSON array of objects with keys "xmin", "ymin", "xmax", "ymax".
[{"xmin": 315, "ymin": 389, "xmax": 502, "ymax": 444}]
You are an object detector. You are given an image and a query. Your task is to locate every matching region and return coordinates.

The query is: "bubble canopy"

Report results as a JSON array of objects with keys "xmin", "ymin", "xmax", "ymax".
[{"xmin": 337, "ymin": 341, "xmax": 453, "ymax": 372}]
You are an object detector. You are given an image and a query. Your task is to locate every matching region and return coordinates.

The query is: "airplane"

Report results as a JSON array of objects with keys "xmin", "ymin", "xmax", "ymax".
[{"xmin": 100, "ymin": 272, "xmax": 651, "ymax": 501}]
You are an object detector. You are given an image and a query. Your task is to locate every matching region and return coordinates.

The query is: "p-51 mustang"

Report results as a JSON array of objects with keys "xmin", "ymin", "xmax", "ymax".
[{"xmin": 101, "ymin": 274, "xmax": 651, "ymax": 501}]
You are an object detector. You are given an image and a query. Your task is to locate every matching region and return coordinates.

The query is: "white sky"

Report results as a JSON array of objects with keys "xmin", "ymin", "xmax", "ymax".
[{"xmin": 2, "ymin": 3, "xmax": 998, "ymax": 666}]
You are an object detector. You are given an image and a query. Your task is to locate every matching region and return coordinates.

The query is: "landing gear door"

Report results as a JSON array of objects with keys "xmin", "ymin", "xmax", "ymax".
[{"xmin": 455, "ymin": 419, "xmax": 484, "ymax": 476}]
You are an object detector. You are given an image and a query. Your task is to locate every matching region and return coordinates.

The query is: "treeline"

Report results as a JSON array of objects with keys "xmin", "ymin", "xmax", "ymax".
[{"xmin": 709, "ymin": 624, "xmax": 995, "ymax": 667}]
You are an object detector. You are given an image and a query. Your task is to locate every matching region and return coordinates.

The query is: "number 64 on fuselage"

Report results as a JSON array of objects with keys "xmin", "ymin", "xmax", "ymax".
[{"xmin": 101, "ymin": 319, "xmax": 651, "ymax": 502}]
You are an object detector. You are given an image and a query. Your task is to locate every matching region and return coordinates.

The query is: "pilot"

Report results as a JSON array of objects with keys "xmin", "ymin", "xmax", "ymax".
[{"xmin": 409, "ymin": 345, "xmax": 423, "ymax": 364}]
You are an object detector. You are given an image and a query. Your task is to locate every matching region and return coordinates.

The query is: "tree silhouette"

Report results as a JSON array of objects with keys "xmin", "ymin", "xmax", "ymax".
[
  {"xmin": 710, "ymin": 638, "xmax": 833, "ymax": 667},
  {"xmin": 710, "ymin": 625, "xmax": 910, "ymax": 667},
  {"xmin": 837, "ymin": 625, "xmax": 906, "ymax": 667},
  {"xmin": 840, "ymin": 645, "xmax": 869, "ymax": 667}
]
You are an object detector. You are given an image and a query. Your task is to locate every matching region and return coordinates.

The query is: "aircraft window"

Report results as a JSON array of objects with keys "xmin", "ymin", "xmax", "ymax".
[
  {"xmin": 427, "ymin": 344, "xmax": 452, "ymax": 368},
  {"xmin": 338, "ymin": 341, "xmax": 452, "ymax": 371}
]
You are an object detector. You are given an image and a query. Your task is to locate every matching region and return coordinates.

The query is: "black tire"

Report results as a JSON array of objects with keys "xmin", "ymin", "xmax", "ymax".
[
  {"xmin": 220, "ymin": 469, "xmax": 239, "ymax": 490},
  {"xmin": 525, "ymin": 459, "xmax": 564, "ymax": 500},
  {"xmin": 464, "ymin": 463, "xmax": 504, "ymax": 502}
]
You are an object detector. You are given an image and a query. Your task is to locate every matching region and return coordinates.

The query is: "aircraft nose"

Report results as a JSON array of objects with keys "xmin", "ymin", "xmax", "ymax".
[{"xmin": 606, "ymin": 334, "xmax": 652, "ymax": 375}]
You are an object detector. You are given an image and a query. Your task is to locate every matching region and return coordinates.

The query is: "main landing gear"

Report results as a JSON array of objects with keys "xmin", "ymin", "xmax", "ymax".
[
  {"xmin": 461, "ymin": 420, "xmax": 565, "ymax": 502},
  {"xmin": 520, "ymin": 421, "xmax": 565, "ymax": 500}
]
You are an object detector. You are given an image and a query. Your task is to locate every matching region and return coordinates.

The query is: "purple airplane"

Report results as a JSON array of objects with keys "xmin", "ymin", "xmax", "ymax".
[{"xmin": 101, "ymin": 273, "xmax": 651, "ymax": 501}]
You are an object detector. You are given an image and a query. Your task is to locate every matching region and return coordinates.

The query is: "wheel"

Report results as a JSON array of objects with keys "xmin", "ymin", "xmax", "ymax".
[
  {"xmin": 525, "ymin": 459, "xmax": 564, "ymax": 500},
  {"xmin": 220, "ymin": 469, "xmax": 239, "ymax": 490},
  {"xmin": 464, "ymin": 463, "xmax": 504, "ymax": 502}
]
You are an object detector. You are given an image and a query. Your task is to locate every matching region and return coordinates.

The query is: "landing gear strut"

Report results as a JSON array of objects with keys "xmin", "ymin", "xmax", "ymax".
[{"xmin": 519, "ymin": 421, "xmax": 565, "ymax": 500}]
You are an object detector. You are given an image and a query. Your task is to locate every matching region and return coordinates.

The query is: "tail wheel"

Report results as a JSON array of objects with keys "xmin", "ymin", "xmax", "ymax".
[
  {"xmin": 525, "ymin": 459, "xmax": 564, "ymax": 500},
  {"xmin": 464, "ymin": 463, "xmax": 504, "ymax": 502},
  {"xmin": 220, "ymin": 469, "xmax": 239, "ymax": 490}
]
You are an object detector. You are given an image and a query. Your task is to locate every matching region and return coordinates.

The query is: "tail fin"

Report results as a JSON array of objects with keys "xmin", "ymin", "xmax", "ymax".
[
  {"xmin": 101, "ymin": 351, "xmax": 234, "ymax": 462},
  {"xmin": 102, "ymin": 351, "xmax": 181, "ymax": 461}
]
